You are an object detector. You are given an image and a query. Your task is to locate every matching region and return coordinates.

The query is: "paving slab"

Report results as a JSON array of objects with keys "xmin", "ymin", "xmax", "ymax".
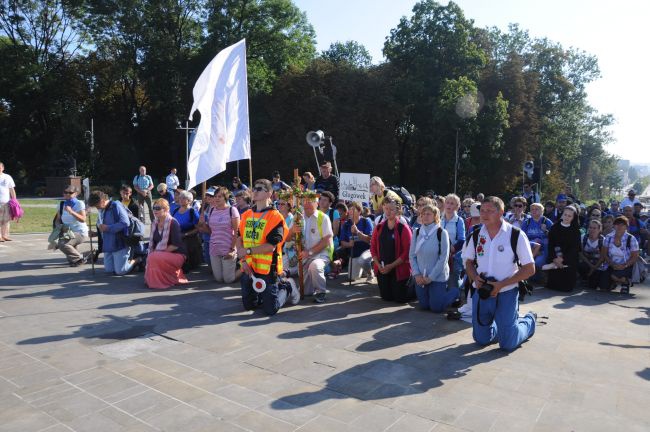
[{"xmin": 0, "ymin": 233, "xmax": 649, "ymax": 431}]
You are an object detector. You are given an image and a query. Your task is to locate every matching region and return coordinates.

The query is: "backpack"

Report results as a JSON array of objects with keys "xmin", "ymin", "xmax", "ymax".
[
  {"xmin": 111, "ymin": 201, "xmax": 144, "ymax": 247},
  {"xmin": 52, "ymin": 201, "xmax": 65, "ymax": 229},
  {"xmin": 385, "ymin": 186, "xmax": 414, "ymax": 217},
  {"xmin": 8, "ymin": 199, "xmax": 23, "ymax": 220},
  {"xmin": 414, "ymin": 226, "xmax": 443, "ymax": 255},
  {"xmin": 581, "ymin": 235, "xmax": 604, "ymax": 253},
  {"xmin": 466, "ymin": 224, "xmax": 532, "ymax": 302},
  {"xmin": 172, "ymin": 206, "xmax": 197, "ymax": 228},
  {"xmin": 605, "ymin": 233, "xmax": 632, "ymax": 250},
  {"xmin": 522, "ymin": 215, "xmax": 549, "ymax": 233}
]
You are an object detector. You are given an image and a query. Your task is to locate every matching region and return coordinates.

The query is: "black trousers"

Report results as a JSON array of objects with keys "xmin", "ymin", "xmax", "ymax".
[
  {"xmin": 546, "ymin": 266, "xmax": 577, "ymax": 292},
  {"xmin": 377, "ymin": 271, "xmax": 413, "ymax": 303}
]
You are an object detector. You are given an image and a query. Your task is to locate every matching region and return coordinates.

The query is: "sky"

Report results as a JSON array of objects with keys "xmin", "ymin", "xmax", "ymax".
[{"xmin": 293, "ymin": 0, "xmax": 649, "ymax": 164}]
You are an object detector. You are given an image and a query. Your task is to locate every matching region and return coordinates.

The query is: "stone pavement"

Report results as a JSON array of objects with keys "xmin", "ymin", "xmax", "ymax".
[{"xmin": 0, "ymin": 233, "xmax": 648, "ymax": 432}]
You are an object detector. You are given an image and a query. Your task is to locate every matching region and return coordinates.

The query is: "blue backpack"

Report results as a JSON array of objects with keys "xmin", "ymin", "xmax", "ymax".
[{"xmin": 111, "ymin": 201, "xmax": 144, "ymax": 246}]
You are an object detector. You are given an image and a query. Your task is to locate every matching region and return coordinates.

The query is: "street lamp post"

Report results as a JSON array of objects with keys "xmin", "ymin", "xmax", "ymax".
[
  {"xmin": 454, "ymin": 128, "xmax": 459, "ymax": 194},
  {"xmin": 176, "ymin": 121, "xmax": 195, "ymax": 189}
]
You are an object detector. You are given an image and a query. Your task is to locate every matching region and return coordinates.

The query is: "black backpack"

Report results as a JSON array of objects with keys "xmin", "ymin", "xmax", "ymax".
[
  {"xmin": 466, "ymin": 225, "xmax": 532, "ymax": 302},
  {"xmin": 582, "ymin": 235, "xmax": 604, "ymax": 252},
  {"xmin": 385, "ymin": 186, "xmax": 414, "ymax": 217},
  {"xmin": 414, "ymin": 226, "xmax": 443, "ymax": 255}
]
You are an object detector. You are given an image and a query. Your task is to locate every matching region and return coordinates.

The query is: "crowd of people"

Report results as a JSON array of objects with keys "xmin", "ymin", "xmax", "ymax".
[{"xmin": 1, "ymin": 159, "xmax": 648, "ymax": 352}]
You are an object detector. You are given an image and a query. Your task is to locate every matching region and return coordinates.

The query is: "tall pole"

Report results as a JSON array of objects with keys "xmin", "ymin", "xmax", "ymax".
[
  {"xmin": 90, "ymin": 119, "xmax": 94, "ymax": 175},
  {"xmin": 185, "ymin": 121, "xmax": 190, "ymax": 189},
  {"xmin": 539, "ymin": 150, "xmax": 543, "ymax": 201},
  {"xmin": 454, "ymin": 128, "xmax": 459, "ymax": 194},
  {"xmin": 248, "ymin": 159, "xmax": 253, "ymax": 189},
  {"xmin": 176, "ymin": 121, "xmax": 194, "ymax": 189}
]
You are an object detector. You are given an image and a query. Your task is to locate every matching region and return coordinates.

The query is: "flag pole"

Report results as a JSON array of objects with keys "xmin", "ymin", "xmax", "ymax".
[{"xmin": 248, "ymin": 158, "xmax": 253, "ymax": 188}]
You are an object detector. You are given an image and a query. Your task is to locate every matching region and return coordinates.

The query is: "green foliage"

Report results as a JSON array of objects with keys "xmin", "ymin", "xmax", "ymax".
[
  {"xmin": 0, "ymin": 0, "xmax": 621, "ymax": 202},
  {"xmin": 203, "ymin": 0, "xmax": 316, "ymax": 95},
  {"xmin": 321, "ymin": 41, "xmax": 372, "ymax": 68}
]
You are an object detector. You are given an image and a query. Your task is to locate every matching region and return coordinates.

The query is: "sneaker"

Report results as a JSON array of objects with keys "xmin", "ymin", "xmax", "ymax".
[
  {"xmin": 314, "ymin": 292, "xmax": 326, "ymax": 303},
  {"xmin": 70, "ymin": 259, "xmax": 84, "ymax": 267},
  {"xmin": 620, "ymin": 282, "xmax": 630, "ymax": 295},
  {"xmin": 451, "ymin": 298, "xmax": 462, "ymax": 308},
  {"xmin": 527, "ymin": 311, "xmax": 538, "ymax": 321}
]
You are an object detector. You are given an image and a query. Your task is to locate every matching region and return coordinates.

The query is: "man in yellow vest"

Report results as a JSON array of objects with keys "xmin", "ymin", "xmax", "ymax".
[
  {"xmin": 291, "ymin": 194, "xmax": 334, "ymax": 303},
  {"xmin": 237, "ymin": 179, "xmax": 297, "ymax": 315}
]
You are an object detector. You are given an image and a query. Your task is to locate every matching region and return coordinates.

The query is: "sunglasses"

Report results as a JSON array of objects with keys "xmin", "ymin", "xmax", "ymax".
[
  {"xmin": 514, "ymin": 204, "xmax": 524, "ymax": 208},
  {"xmin": 253, "ymin": 186, "xmax": 267, "ymax": 192},
  {"xmin": 63, "ymin": 191, "xmax": 74, "ymax": 195},
  {"xmin": 153, "ymin": 206, "xmax": 163, "ymax": 211}
]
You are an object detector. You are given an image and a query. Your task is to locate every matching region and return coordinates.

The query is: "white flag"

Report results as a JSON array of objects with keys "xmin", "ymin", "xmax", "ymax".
[{"xmin": 187, "ymin": 39, "xmax": 250, "ymax": 189}]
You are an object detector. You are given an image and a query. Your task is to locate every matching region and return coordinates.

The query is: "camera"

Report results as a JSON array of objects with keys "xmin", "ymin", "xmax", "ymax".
[{"xmin": 478, "ymin": 273, "xmax": 498, "ymax": 300}]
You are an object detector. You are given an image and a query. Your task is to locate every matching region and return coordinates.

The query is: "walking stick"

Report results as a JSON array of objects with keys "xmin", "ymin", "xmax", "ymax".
[
  {"xmin": 293, "ymin": 169, "xmax": 306, "ymax": 299},
  {"xmin": 87, "ymin": 211, "xmax": 95, "ymax": 275},
  {"xmin": 348, "ymin": 252, "xmax": 353, "ymax": 287}
]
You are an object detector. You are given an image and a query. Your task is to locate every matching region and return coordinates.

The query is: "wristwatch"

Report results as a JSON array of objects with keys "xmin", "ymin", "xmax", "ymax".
[{"xmin": 246, "ymin": 248, "xmax": 252, "ymax": 256}]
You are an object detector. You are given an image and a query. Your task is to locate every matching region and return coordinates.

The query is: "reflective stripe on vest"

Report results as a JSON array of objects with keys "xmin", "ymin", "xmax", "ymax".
[
  {"xmin": 240, "ymin": 209, "xmax": 286, "ymax": 275},
  {"xmin": 316, "ymin": 211, "xmax": 334, "ymax": 260}
]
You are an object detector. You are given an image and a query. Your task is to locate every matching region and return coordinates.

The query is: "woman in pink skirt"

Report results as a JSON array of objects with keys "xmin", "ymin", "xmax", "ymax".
[{"xmin": 145, "ymin": 198, "xmax": 189, "ymax": 289}]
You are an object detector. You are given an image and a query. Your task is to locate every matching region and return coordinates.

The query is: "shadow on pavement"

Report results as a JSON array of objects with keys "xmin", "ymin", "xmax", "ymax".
[
  {"xmin": 551, "ymin": 288, "xmax": 637, "ymax": 310},
  {"xmin": 607, "ymin": 302, "xmax": 650, "ymax": 326},
  {"xmin": 272, "ymin": 342, "xmax": 500, "ymax": 408},
  {"xmin": 599, "ymin": 341, "xmax": 650, "ymax": 349},
  {"xmin": 274, "ymin": 305, "xmax": 469, "ymax": 353}
]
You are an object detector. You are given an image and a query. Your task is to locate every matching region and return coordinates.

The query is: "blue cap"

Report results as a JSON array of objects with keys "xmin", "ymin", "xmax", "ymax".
[{"xmin": 556, "ymin": 194, "xmax": 567, "ymax": 202}]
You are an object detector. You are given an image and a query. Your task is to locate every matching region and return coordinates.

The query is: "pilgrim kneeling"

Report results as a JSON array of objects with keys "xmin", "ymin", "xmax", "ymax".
[{"xmin": 237, "ymin": 179, "xmax": 299, "ymax": 315}]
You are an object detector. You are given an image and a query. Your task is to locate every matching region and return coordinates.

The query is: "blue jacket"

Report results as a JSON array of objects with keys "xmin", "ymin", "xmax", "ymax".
[
  {"xmin": 100, "ymin": 200, "xmax": 129, "ymax": 253},
  {"xmin": 442, "ymin": 213, "xmax": 466, "ymax": 252},
  {"xmin": 409, "ymin": 223, "xmax": 450, "ymax": 283}
]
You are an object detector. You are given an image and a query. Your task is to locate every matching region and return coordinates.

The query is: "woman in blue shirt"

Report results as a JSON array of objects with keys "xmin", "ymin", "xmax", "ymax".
[
  {"xmin": 172, "ymin": 190, "xmax": 201, "ymax": 271},
  {"xmin": 441, "ymin": 194, "xmax": 466, "ymax": 290},
  {"xmin": 522, "ymin": 203, "xmax": 553, "ymax": 269},
  {"xmin": 409, "ymin": 204, "xmax": 454, "ymax": 312},
  {"xmin": 339, "ymin": 202, "xmax": 374, "ymax": 281}
]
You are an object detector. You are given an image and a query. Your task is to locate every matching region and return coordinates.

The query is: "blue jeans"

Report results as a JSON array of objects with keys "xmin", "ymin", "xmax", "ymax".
[
  {"xmin": 201, "ymin": 234, "xmax": 210, "ymax": 263},
  {"xmin": 241, "ymin": 272, "xmax": 287, "ymax": 316},
  {"xmin": 416, "ymin": 281, "xmax": 458, "ymax": 312},
  {"xmin": 448, "ymin": 251, "xmax": 463, "ymax": 289},
  {"xmin": 472, "ymin": 287, "xmax": 536, "ymax": 352},
  {"xmin": 104, "ymin": 247, "xmax": 134, "ymax": 275}
]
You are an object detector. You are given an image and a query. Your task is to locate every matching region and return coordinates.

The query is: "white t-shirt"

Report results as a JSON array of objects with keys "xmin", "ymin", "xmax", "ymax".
[
  {"xmin": 61, "ymin": 200, "xmax": 88, "ymax": 235},
  {"xmin": 461, "ymin": 220, "xmax": 534, "ymax": 293},
  {"xmin": 0, "ymin": 173, "xmax": 16, "ymax": 204},
  {"xmin": 302, "ymin": 210, "xmax": 333, "ymax": 260}
]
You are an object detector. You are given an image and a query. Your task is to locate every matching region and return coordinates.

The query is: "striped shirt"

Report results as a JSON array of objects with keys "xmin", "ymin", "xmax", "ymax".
[{"xmin": 209, "ymin": 206, "xmax": 240, "ymax": 256}]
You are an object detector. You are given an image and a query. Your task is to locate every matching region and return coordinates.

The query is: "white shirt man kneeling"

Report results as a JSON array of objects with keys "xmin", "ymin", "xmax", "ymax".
[
  {"xmin": 291, "ymin": 195, "xmax": 334, "ymax": 303},
  {"xmin": 462, "ymin": 196, "xmax": 538, "ymax": 352}
]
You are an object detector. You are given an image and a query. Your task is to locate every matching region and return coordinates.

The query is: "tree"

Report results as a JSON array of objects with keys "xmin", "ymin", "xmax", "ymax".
[
  {"xmin": 202, "ymin": 0, "xmax": 316, "ymax": 94},
  {"xmin": 0, "ymin": 0, "xmax": 89, "ymax": 183},
  {"xmin": 383, "ymin": 0, "xmax": 487, "ymax": 189},
  {"xmin": 321, "ymin": 40, "xmax": 372, "ymax": 68}
]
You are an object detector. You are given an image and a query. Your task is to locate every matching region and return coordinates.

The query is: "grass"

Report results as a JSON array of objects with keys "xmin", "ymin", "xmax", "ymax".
[
  {"xmin": 19, "ymin": 199, "xmax": 60, "ymax": 206},
  {"xmin": 10, "ymin": 207, "xmax": 57, "ymax": 233}
]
